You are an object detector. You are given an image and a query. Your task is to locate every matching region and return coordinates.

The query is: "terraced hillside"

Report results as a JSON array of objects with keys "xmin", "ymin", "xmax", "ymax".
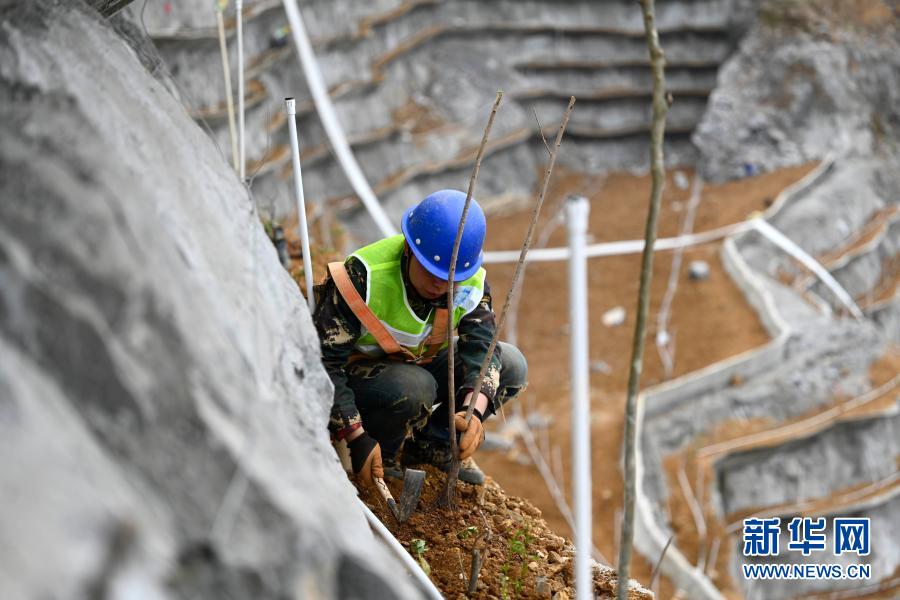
[
  {"xmin": 636, "ymin": 161, "xmax": 900, "ymax": 598},
  {"xmin": 137, "ymin": 0, "xmax": 751, "ymax": 239},
  {"xmin": 634, "ymin": 3, "xmax": 900, "ymax": 596}
]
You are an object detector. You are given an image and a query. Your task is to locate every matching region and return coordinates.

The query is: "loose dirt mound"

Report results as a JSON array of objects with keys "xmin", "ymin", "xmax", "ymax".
[{"xmin": 358, "ymin": 467, "xmax": 652, "ymax": 599}]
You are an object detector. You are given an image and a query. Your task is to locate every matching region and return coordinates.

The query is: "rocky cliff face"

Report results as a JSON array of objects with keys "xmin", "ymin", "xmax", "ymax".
[
  {"xmin": 694, "ymin": 1, "xmax": 900, "ymax": 340},
  {"xmin": 694, "ymin": 1, "xmax": 900, "ymax": 181},
  {"xmin": 0, "ymin": 1, "xmax": 419, "ymax": 598}
]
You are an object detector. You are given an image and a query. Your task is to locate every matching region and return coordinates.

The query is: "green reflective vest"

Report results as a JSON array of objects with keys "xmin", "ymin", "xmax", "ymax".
[{"xmin": 350, "ymin": 235, "xmax": 486, "ymax": 358}]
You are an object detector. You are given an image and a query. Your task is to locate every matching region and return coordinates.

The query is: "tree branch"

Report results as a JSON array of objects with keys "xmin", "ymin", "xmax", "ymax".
[
  {"xmin": 532, "ymin": 109, "xmax": 552, "ymax": 156},
  {"xmin": 439, "ymin": 97, "xmax": 576, "ymax": 506},
  {"xmin": 437, "ymin": 90, "xmax": 503, "ymax": 509},
  {"xmin": 617, "ymin": 0, "xmax": 668, "ymax": 597}
]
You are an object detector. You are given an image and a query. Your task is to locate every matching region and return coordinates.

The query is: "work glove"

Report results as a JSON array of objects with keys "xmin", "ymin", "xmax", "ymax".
[
  {"xmin": 348, "ymin": 432, "xmax": 383, "ymax": 487},
  {"xmin": 454, "ymin": 407, "xmax": 485, "ymax": 461}
]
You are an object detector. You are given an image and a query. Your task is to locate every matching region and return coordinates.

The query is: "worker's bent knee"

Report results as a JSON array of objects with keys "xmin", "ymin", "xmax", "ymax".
[
  {"xmin": 389, "ymin": 366, "xmax": 438, "ymax": 418},
  {"xmin": 360, "ymin": 363, "xmax": 437, "ymax": 424},
  {"xmin": 347, "ymin": 361, "xmax": 437, "ymax": 419},
  {"xmin": 496, "ymin": 341, "xmax": 528, "ymax": 403}
]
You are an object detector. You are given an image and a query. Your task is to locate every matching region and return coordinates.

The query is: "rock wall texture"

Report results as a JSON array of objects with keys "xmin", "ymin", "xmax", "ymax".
[
  {"xmin": 694, "ymin": 2, "xmax": 900, "ymax": 181},
  {"xmin": 0, "ymin": 1, "xmax": 419, "ymax": 598},
  {"xmin": 704, "ymin": 3, "xmax": 900, "ymax": 342},
  {"xmin": 669, "ymin": 4, "xmax": 900, "ymax": 597},
  {"xmin": 140, "ymin": 0, "xmax": 754, "ymax": 242}
]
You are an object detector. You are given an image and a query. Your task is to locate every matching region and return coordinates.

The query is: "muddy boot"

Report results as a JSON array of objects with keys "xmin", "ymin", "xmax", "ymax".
[{"xmin": 402, "ymin": 438, "xmax": 486, "ymax": 486}]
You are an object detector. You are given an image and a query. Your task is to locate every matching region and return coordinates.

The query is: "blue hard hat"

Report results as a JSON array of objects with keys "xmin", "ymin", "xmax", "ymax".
[{"xmin": 401, "ymin": 189, "xmax": 486, "ymax": 282}]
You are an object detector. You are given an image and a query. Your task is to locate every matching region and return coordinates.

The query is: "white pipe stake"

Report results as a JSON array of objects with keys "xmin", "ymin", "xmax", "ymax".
[
  {"xmin": 483, "ymin": 220, "xmax": 755, "ymax": 264},
  {"xmin": 281, "ymin": 0, "xmax": 397, "ymax": 238},
  {"xmin": 567, "ymin": 195, "xmax": 593, "ymax": 600},
  {"xmin": 215, "ymin": 5, "xmax": 239, "ymax": 173},
  {"xmin": 236, "ymin": 0, "xmax": 245, "ymax": 181},
  {"xmin": 285, "ymin": 98, "xmax": 315, "ymax": 312},
  {"xmin": 359, "ymin": 499, "xmax": 443, "ymax": 600}
]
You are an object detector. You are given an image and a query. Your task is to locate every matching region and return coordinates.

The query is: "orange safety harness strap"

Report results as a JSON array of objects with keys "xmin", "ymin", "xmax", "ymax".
[
  {"xmin": 328, "ymin": 261, "xmax": 416, "ymax": 360},
  {"xmin": 419, "ymin": 308, "xmax": 449, "ymax": 361},
  {"xmin": 327, "ymin": 262, "xmax": 452, "ymax": 365}
]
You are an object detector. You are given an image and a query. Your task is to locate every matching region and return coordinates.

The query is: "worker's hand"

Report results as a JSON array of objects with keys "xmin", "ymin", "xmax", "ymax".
[
  {"xmin": 454, "ymin": 408, "xmax": 484, "ymax": 460},
  {"xmin": 348, "ymin": 432, "xmax": 383, "ymax": 487}
]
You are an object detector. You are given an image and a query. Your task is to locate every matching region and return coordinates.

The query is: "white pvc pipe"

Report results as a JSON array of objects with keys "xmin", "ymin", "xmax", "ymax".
[
  {"xmin": 566, "ymin": 195, "xmax": 592, "ymax": 600},
  {"xmin": 285, "ymin": 97, "xmax": 315, "ymax": 312},
  {"xmin": 483, "ymin": 214, "xmax": 862, "ymax": 324},
  {"xmin": 281, "ymin": 0, "xmax": 397, "ymax": 238},
  {"xmin": 752, "ymin": 218, "xmax": 863, "ymax": 320},
  {"xmin": 216, "ymin": 5, "xmax": 239, "ymax": 173},
  {"xmin": 236, "ymin": 0, "xmax": 245, "ymax": 181},
  {"xmin": 358, "ymin": 499, "xmax": 444, "ymax": 600},
  {"xmin": 484, "ymin": 220, "xmax": 754, "ymax": 264}
]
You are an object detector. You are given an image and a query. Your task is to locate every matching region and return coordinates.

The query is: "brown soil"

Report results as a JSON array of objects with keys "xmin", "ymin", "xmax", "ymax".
[
  {"xmin": 728, "ymin": 475, "xmax": 900, "ymax": 527},
  {"xmin": 247, "ymin": 143, "xmax": 291, "ymax": 178},
  {"xmin": 775, "ymin": 203, "xmax": 900, "ymax": 314},
  {"xmin": 807, "ymin": 567, "xmax": 899, "ymax": 600},
  {"xmin": 278, "ymin": 213, "xmax": 345, "ymax": 293},
  {"xmin": 858, "ymin": 255, "xmax": 900, "ymax": 308},
  {"xmin": 869, "ymin": 346, "xmax": 900, "ymax": 386},
  {"xmin": 357, "ymin": 466, "xmax": 652, "ymax": 599},
  {"xmin": 393, "ymin": 98, "xmax": 446, "ymax": 135},
  {"xmin": 695, "ymin": 348, "xmax": 900, "ymax": 460},
  {"xmin": 817, "ymin": 206, "xmax": 900, "ymax": 267},
  {"xmin": 190, "ymin": 79, "xmax": 266, "ymax": 120},
  {"xmin": 759, "ymin": 0, "xmax": 897, "ymax": 38},
  {"xmin": 782, "ymin": 206, "xmax": 900, "ymax": 302},
  {"xmin": 476, "ymin": 163, "xmax": 817, "ymax": 598}
]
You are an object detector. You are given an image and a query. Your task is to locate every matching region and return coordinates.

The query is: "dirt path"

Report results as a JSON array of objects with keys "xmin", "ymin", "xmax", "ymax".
[{"xmin": 478, "ymin": 163, "xmax": 817, "ymax": 597}]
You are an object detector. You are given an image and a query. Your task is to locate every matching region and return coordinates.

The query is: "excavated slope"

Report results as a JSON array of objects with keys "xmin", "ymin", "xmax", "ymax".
[
  {"xmin": 142, "ymin": 0, "xmax": 753, "ymax": 240},
  {"xmin": 0, "ymin": 2, "xmax": 420, "ymax": 598}
]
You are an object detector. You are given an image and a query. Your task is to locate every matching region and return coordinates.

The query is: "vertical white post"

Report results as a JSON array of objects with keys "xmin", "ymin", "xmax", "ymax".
[
  {"xmin": 215, "ymin": 1, "xmax": 239, "ymax": 173},
  {"xmin": 285, "ymin": 98, "xmax": 315, "ymax": 312},
  {"xmin": 567, "ymin": 194, "xmax": 593, "ymax": 600},
  {"xmin": 236, "ymin": 0, "xmax": 245, "ymax": 181},
  {"xmin": 281, "ymin": 0, "xmax": 398, "ymax": 238}
]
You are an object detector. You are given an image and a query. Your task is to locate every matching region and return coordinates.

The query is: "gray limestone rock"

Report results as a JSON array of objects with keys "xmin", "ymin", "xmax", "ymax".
[
  {"xmin": 694, "ymin": 18, "xmax": 900, "ymax": 182},
  {"xmin": 688, "ymin": 259, "xmax": 711, "ymax": 280},
  {"xmin": 0, "ymin": 1, "xmax": 419, "ymax": 598},
  {"xmin": 143, "ymin": 0, "xmax": 754, "ymax": 237}
]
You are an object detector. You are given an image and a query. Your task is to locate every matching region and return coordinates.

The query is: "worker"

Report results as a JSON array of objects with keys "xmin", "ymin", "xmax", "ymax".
[{"xmin": 313, "ymin": 189, "xmax": 527, "ymax": 488}]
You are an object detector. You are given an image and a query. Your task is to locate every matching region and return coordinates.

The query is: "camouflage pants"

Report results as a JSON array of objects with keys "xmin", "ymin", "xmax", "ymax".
[{"xmin": 344, "ymin": 341, "xmax": 528, "ymax": 460}]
